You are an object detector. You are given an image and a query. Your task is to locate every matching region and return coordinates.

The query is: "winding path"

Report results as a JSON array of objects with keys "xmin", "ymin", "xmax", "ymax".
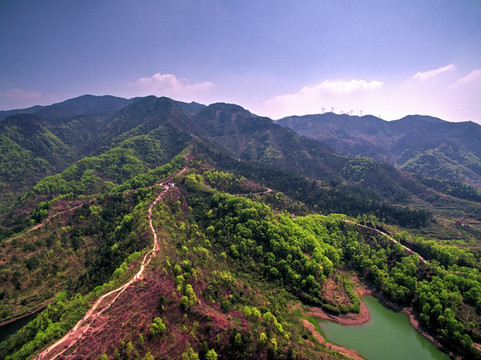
[
  {"xmin": 8, "ymin": 200, "xmax": 94, "ymax": 243},
  {"xmin": 346, "ymin": 220, "xmax": 427, "ymax": 264},
  {"xmin": 36, "ymin": 172, "xmax": 183, "ymax": 359},
  {"xmin": 232, "ymin": 187, "xmax": 273, "ymax": 196}
]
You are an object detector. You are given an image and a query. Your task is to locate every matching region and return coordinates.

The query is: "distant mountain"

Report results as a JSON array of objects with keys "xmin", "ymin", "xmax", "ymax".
[
  {"xmin": 0, "ymin": 105, "xmax": 45, "ymax": 121},
  {"xmin": 276, "ymin": 113, "xmax": 481, "ymax": 185},
  {"xmin": 193, "ymin": 103, "xmax": 341, "ymax": 176},
  {"xmin": 36, "ymin": 94, "xmax": 132, "ymax": 120},
  {"xmin": 0, "ymin": 95, "xmax": 131, "ymax": 123},
  {"xmin": 0, "ymin": 96, "xmax": 198, "ymax": 209},
  {"xmin": 191, "ymin": 103, "xmax": 423, "ymax": 203},
  {"xmin": 0, "ymin": 96, "xmax": 133, "ymax": 206},
  {"xmin": 0, "ymin": 96, "xmax": 199, "ymax": 199},
  {"xmin": 2, "ymin": 94, "xmax": 478, "ymax": 219},
  {"xmin": 0, "ymin": 97, "xmax": 407, "ymax": 208},
  {"xmin": 176, "ymin": 100, "xmax": 206, "ymax": 114}
]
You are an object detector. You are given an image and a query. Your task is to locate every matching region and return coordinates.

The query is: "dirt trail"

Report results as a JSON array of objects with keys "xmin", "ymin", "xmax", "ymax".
[
  {"xmin": 232, "ymin": 187, "xmax": 274, "ymax": 196},
  {"xmin": 346, "ymin": 220, "xmax": 427, "ymax": 264},
  {"xmin": 9, "ymin": 200, "xmax": 94, "ymax": 242},
  {"xmin": 36, "ymin": 166, "xmax": 187, "ymax": 359}
]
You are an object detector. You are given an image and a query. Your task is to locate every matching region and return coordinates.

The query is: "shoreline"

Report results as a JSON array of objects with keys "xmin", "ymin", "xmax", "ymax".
[
  {"xmin": 301, "ymin": 319, "xmax": 365, "ymax": 360},
  {"xmin": 306, "ymin": 296, "xmax": 370, "ymax": 326},
  {"xmin": 368, "ymin": 289, "xmax": 460, "ymax": 360},
  {"xmin": 0, "ymin": 301, "xmax": 50, "ymax": 328},
  {"xmin": 302, "ymin": 279, "xmax": 462, "ymax": 360},
  {"xmin": 300, "ymin": 283, "xmax": 371, "ymax": 360}
]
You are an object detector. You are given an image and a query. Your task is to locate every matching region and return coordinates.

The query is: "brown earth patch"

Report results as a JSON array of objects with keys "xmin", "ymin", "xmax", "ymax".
[
  {"xmin": 301, "ymin": 319, "xmax": 325, "ymax": 345},
  {"xmin": 306, "ymin": 298, "xmax": 370, "ymax": 325},
  {"xmin": 320, "ymin": 277, "xmax": 350, "ymax": 306}
]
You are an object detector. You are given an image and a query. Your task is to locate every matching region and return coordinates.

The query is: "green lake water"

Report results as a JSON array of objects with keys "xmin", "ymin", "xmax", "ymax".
[{"xmin": 319, "ymin": 296, "xmax": 451, "ymax": 360}]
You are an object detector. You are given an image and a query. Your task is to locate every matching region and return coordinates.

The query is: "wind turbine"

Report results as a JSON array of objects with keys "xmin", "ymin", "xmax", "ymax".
[
  {"xmin": 331, "ymin": 107, "xmax": 334, "ymax": 113},
  {"xmin": 360, "ymin": 110, "xmax": 363, "ymax": 117},
  {"xmin": 322, "ymin": 107, "xmax": 325, "ymax": 114}
]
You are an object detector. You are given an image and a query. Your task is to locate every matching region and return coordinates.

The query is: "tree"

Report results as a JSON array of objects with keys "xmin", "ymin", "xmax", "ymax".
[
  {"xmin": 185, "ymin": 284, "xmax": 198, "ymax": 307},
  {"xmin": 150, "ymin": 317, "xmax": 166, "ymax": 336},
  {"xmin": 259, "ymin": 332, "xmax": 268, "ymax": 346},
  {"xmin": 141, "ymin": 352, "xmax": 155, "ymax": 360},
  {"xmin": 180, "ymin": 296, "xmax": 190, "ymax": 312},
  {"xmin": 182, "ymin": 347, "xmax": 200, "ymax": 360},
  {"xmin": 270, "ymin": 338, "xmax": 278, "ymax": 352},
  {"xmin": 205, "ymin": 349, "xmax": 218, "ymax": 360}
]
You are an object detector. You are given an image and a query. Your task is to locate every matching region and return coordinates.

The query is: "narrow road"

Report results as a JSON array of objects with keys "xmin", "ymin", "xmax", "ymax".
[{"xmin": 36, "ymin": 184, "xmax": 169, "ymax": 359}]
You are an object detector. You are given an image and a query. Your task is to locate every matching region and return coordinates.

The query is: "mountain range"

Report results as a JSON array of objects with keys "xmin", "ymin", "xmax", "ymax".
[
  {"xmin": 1, "ymin": 95, "xmax": 481, "ymax": 360},
  {"xmin": 276, "ymin": 113, "xmax": 481, "ymax": 186},
  {"xmin": 0, "ymin": 95, "xmax": 399, "ymax": 209}
]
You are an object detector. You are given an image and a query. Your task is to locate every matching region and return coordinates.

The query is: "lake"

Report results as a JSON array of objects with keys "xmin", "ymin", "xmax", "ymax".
[{"xmin": 319, "ymin": 296, "xmax": 451, "ymax": 360}]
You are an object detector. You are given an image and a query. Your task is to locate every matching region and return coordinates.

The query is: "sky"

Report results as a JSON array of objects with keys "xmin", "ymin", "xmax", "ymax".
[{"xmin": 1, "ymin": 0, "xmax": 481, "ymax": 123}]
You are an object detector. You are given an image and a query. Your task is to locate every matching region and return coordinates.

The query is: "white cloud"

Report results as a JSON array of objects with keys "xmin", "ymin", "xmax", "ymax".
[
  {"xmin": 452, "ymin": 69, "xmax": 481, "ymax": 87},
  {"xmin": 129, "ymin": 73, "xmax": 215, "ymax": 101},
  {"xmin": 284, "ymin": 79, "xmax": 382, "ymax": 99},
  {"xmin": 254, "ymin": 69, "xmax": 481, "ymax": 123},
  {"xmin": 315, "ymin": 79, "xmax": 383, "ymax": 93},
  {"xmin": 258, "ymin": 79, "xmax": 383, "ymax": 119},
  {"xmin": 413, "ymin": 64, "xmax": 456, "ymax": 80}
]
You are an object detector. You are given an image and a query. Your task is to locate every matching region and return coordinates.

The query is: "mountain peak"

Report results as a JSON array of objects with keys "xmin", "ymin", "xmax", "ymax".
[
  {"xmin": 41, "ymin": 94, "xmax": 131, "ymax": 117},
  {"xmin": 202, "ymin": 102, "xmax": 253, "ymax": 114},
  {"xmin": 395, "ymin": 114, "xmax": 447, "ymax": 125}
]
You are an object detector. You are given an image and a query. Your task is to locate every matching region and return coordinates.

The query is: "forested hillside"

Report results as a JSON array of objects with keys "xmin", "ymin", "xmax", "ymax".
[
  {"xmin": 277, "ymin": 113, "xmax": 481, "ymax": 186},
  {"xmin": 1, "ymin": 95, "xmax": 481, "ymax": 359}
]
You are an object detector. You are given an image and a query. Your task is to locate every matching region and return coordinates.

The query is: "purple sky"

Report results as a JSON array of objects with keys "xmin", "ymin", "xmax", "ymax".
[{"xmin": 1, "ymin": 0, "xmax": 480, "ymax": 122}]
